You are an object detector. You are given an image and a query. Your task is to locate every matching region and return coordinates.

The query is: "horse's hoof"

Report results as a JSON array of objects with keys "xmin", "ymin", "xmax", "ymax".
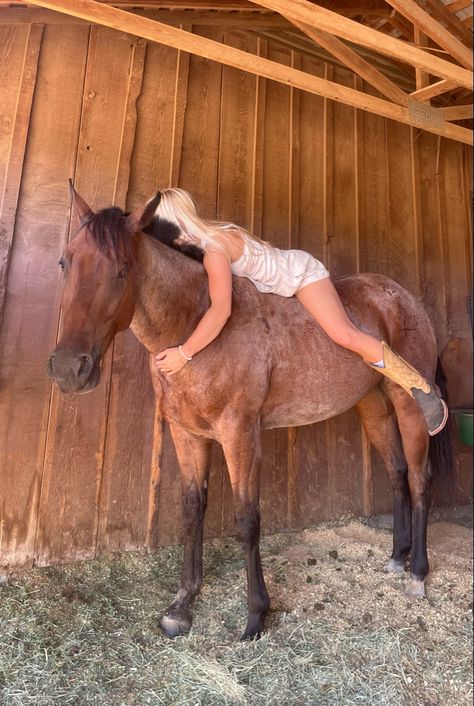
[
  {"xmin": 405, "ymin": 577, "xmax": 426, "ymax": 599},
  {"xmin": 240, "ymin": 613, "xmax": 266, "ymax": 641},
  {"xmin": 160, "ymin": 613, "xmax": 192, "ymax": 638},
  {"xmin": 385, "ymin": 558, "xmax": 405, "ymax": 574},
  {"xmin": 240, "ymin": 628, "xmax": 262, "ymax": 641}
]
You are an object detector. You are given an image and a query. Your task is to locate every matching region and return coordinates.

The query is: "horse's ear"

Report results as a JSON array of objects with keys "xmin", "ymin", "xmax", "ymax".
[
  {"xmin": 69, "ymin": 179, "xmax": 93, "ymax": 224},
  {"xmin": 126, "ymin": 192, "xmax": 162, "ymax": 234}
]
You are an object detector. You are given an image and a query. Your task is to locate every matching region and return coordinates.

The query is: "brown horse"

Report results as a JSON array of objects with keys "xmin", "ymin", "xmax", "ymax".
[{"xmin": 48, "ymin": 187, "xmax": 451, "ymax": 640}]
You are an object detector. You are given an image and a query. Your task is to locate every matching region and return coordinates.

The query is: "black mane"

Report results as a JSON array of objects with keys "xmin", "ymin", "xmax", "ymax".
[
  {"xmin": 83, "ymin": 208, "xmax": 204, "ymax": 264},
  {"xmin": 143, "ymin": 217, "xmax": 204, "ymax": 262}
]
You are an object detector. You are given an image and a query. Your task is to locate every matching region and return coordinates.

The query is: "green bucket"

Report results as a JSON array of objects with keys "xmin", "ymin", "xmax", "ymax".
[{"xmin": 452, "ymin": 410, "xmax": 474, "ymax": 447}]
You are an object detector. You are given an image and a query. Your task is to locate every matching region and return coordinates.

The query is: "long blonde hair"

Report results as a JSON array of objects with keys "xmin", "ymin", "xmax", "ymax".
[{"xmin": 155, "ymin": 188, "xmax": 267, "ymax": 256}]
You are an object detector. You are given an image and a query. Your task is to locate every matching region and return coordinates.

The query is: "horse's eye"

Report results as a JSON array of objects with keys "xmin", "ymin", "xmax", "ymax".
[
  {"xmin": 58, "ymin": 257, "xmax": 65, "ymax": 271},
  {"xmin": 117, "ymin": 268, "xmax": 128, "ymax": 280}
]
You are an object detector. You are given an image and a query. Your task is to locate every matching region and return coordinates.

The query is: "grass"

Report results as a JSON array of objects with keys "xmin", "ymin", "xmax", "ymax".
[{"xmin": 0, "ymin": 520, "xmax": 472, "ymax": 706}]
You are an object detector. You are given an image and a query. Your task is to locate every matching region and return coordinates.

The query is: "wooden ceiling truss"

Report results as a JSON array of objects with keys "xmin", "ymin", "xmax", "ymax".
[{"xmin": 4, "ymin": 0, "xmax": 473, "ymax": 145}]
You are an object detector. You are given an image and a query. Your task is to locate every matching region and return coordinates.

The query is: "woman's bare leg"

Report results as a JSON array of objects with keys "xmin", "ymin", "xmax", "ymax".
[
  {"xmin": 297, "ymin": 278, "xmax": 448, "ymax": 435},
  {"xmin": 296, "ymin": 277, "xmax": 383, "ymax": 362}
]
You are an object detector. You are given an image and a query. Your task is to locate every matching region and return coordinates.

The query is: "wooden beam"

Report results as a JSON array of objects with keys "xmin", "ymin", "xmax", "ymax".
[
  {"xmin": 67, "ymin": 0, "xmax": 395, "ymax": 12},
  {"xmin": 23, "ymin": 0, "xmax": 472, "ymax": 144},
  {"xmin": 386, "ymin": 9, "xmax": 414, "ymax": 41},
  {"xmin": 0, "ymin": 0, "xmax": 393, "ymax": 10},
  {"xmin": 446, "ymin": 0, "xmax": 471, "ymax": 12},
  {"xmin": 2, "ymin": 0, "xmax": 254, "ymax": 6},
  {"xmin": 0, "ymin": 6, "xmax": 415, "ymax": 94},
  {"xmin": 127, "ymin": 0, "xmax": 390, "ymax": 9},
  {"xmin": 384, "ymin": 0, "xmax": 472, "ymax": 68},
  {"xmin": 132, "ymin": 8, "xmax": 292, "ymax": 27},
  {"xmin": 442, "ymin": 104, "xmax": 473, "ymax": 121},
  {"xmin": 293, "ymin": 21, "xmax": 409, "ymax": 106},
  {"xmin": 410, "ymin": 79, "xmax": 459, "ymax": 102},
  {"xmin": 265, "ymin": 29, "xmax": 417, "ymax": 93},
  {"xmin": 423, "ymin": 0, "xmax": 473, "ymax": 49},
  {"xmin": 247, "ymin": 0, "xmax": 472, "ymax": 88},
  {"xmin": 414, "ymin": 27, "xmax": 430, "ymax": 93},
  {"xmin": 0, "ymin": 6, "xmax": 290, "ymax": 26}
]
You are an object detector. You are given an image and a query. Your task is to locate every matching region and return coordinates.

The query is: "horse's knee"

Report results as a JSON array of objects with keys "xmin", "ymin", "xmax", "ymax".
[
  {"xmin": 235, "ymin": 507, "xmax": 260, "ymax": 546},
  {"xmin": 182, "ymin": 484, "xmax": 207, "ymax": 534},
  {"xmin": 390, "ymin": 465, "xmax": 409, "ymax": 493}
]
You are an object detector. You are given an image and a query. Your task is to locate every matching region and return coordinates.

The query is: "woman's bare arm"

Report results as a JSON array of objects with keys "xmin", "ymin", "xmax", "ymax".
[
  {"xmin": 181, "ymin": 250, "xmax": 232, "ymax": 357},
  {"xmin": 154, "ymin": 249, "xmax": 232, "ymax": 375}
]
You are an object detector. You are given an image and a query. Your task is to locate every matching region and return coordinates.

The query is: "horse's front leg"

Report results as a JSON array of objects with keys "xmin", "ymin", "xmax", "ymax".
[
  {"xmin": 221, "ymin": 422, "xmax": 270, "ymax": 640},
  {"xmin": 160, "ymin": 423, "xmax": 212, "ymax": 638}
]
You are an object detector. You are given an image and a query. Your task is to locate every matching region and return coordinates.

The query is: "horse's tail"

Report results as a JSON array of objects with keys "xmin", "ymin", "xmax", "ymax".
[{"xmin": 428, "ymin": 358, "xmax": 454, "ymax": 484}]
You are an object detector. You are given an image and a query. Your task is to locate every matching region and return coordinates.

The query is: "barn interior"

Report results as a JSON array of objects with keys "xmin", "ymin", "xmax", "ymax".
[{"xmin": 0, "ymin": 0, "xmax": 472, "ymax": 568}]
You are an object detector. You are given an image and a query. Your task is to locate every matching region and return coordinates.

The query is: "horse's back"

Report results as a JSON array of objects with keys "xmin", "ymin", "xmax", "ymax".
[{"xmin": 249, "ymin": 272, "xmax": 437, "ymax": 429}]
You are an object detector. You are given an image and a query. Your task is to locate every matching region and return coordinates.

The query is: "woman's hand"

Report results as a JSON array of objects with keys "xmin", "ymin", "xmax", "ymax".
[{"xmin": 154, "ymin": 347, "xmax": 189, "ymax": 376}]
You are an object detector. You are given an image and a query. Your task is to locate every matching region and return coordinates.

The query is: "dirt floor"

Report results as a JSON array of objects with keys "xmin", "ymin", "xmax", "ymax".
[{"xmin": 0, "ymin": 511, "xmax": 472, "ymax": 706}]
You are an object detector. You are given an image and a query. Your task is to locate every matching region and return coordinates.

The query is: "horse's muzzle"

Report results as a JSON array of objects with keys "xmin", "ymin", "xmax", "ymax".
[{"xmin": 47, "ymin": 347, "xmax": 101, "ymax": 393}]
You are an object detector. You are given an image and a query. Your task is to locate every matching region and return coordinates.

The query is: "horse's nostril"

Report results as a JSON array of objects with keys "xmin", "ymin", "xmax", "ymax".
[
  {"xmin": 77, "ymin": 354, "xmax": 92, "ymax": 379},
  {"xmin": 47, "ymin": 354, "xmax": 55, "ymax": 378}
]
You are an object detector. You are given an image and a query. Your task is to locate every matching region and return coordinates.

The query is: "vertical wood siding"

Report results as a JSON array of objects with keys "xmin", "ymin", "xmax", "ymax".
[{"xmin": 0, "ymin": 20, "xmax": 472, "ymax": 567}]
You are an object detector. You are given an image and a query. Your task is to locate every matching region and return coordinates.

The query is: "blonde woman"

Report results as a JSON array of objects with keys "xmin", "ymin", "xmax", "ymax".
[{"xmin": 154, "ymin": 188, "xmax": 447, "ymax": 436}]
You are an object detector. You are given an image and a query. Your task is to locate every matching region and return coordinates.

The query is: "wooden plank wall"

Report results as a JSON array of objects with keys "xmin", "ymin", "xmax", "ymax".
[{"xmin": 0, "ymin": 15, "xmax": 472, "ymax": 568}]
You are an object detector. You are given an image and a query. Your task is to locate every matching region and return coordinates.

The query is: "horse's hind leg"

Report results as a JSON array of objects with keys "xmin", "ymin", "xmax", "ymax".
[
  {"xmin": 357, "ymin": 388, "xmax": 412, "ymax": 574},
  {"xmin": 383, "ymin": 383, "xmax": 431, "ymax": 598},
  {"xmin": 160, "ymin": 423, "xmax": 212, "ymax": 638},
  {"xmin": 220, "ymin": 420, "xmax": 270, "ymax": 640}
]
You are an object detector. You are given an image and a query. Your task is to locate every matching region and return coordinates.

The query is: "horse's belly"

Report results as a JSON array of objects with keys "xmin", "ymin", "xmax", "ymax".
[
  {"xmin": 261, "ymin": 396, "xmax": 362, "ymax": 429},
  {"xmin": 260, "ymin": 355, "xmax": 378, "ymax": 429}
]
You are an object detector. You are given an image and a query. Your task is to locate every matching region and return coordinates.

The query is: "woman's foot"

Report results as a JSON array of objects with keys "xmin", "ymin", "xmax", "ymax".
[
  {"xmin": 367, "ymin": 342, "xmax": 448, "ymax": 436},
  {"xmin": 411, "ymin": 388, "xmax": 448, "ymax": 436}
]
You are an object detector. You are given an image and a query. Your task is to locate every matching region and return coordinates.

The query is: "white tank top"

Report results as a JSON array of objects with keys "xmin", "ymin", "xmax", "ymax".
[{"xmin": 229, "ymin": 233, "xmax": 329, "ymax": 297}]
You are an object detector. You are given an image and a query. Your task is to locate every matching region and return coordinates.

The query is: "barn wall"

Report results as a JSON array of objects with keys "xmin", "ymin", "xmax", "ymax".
[{"xmin": 0, "ymin": 15, "xmax": 472, "ymax": 567}]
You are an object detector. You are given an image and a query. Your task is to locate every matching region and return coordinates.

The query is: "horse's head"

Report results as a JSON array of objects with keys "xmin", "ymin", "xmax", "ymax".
[{"xmin": 48, "ymin": 184, "xmax": 161, "ymax": 393}]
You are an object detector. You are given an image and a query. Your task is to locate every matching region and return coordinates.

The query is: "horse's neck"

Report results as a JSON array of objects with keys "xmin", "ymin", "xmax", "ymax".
[{"xmin": 130, "ymin": 234, "xmax": 208, "ymax": 353}]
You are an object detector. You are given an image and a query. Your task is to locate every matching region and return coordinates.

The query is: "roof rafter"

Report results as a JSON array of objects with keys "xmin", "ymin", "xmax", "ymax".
[
  {"xmin": 262, "ymin": 29, "xmax": 416, "ymax": 92},
  {"xmin": 62, "ymin": 0, "xmax": 394, "ymax": 11},
  {"xmin": 410, "ymin": 78, "xmax": 459, "ymax": 101},
  {"xmin": 423, "ymin": 0, "xmax": 473, "ymax": 48},
  {"xmin": 291, "ymin": 20, "xmax": 409, "ymax": 106},
  {"xmin": 446, "ymin": 0, "xmax": 471, "ymax": 12},
  {"xmin": 0, "ymin": 0, "xmax": 394, "ymax": 10},
  {"xmin": 386, "ymin": 9, "xmax": 415, "ymax": 40},
  {"xmin": 21, "ymin": 0, "xmax": 472, "ymax": 144},
  {"xmin": 442, "ymin": 103, "xmax": 473, "ymax": 120},
  {"xmin": 384, "ymin": 0, "xmax": 472, "ymax": 68},
  {"xmin": 247, "ymin": 0, "xmax": 472, "ymax": 87}
]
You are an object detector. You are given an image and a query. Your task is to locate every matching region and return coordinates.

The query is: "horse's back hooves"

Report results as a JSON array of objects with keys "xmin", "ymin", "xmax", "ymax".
[{"xmin": 405, "ymin": 577, "xmax": 426, "ymax": 599}]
